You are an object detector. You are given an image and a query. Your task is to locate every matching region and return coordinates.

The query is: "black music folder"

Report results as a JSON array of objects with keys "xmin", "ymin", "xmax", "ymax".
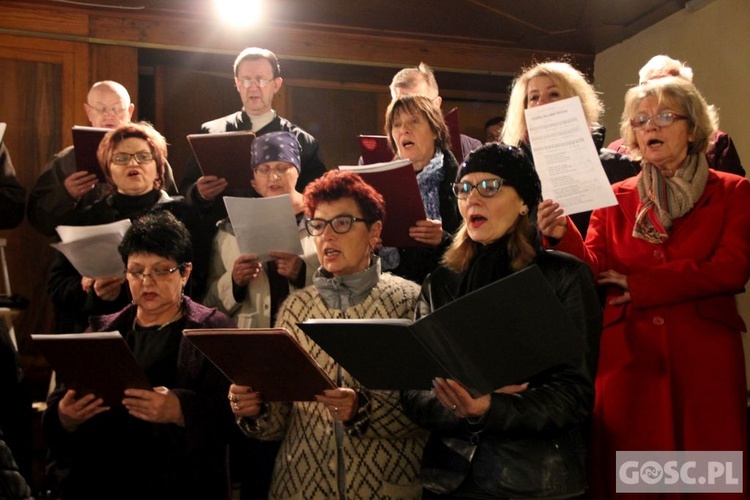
[
  {"xmin": 298, "ymin": 265, "xmax": 585, "ymax": 395},
  {"xmin": 72, "ymin": 126, "xmax": 109, "ymax": 182}
]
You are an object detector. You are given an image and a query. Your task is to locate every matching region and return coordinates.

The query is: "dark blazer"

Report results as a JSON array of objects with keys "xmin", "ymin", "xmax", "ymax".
[
  {"xmin": 180, "ymin": 110, "xmax": 326, "ymax": 202},
  {"xmin": 43, "ymin": 298, "xmax": 235, "ymax": 500},
  {"xmin": 402, "ymin": 250, "xmax": 602, "ymax": 498}
]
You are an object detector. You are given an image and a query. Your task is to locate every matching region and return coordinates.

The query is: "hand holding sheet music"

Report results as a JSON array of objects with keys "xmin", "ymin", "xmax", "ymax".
[
  {"xmin": 223, "ymin": 195, "xmax": 304, "ymax": 263},
  {"xmin": 525, "ymin": 96, "xmax": 617, "ymax": 215},
  {"xmin": 51, "ymin": 219, "xmax": 132, "ymax": 278}
]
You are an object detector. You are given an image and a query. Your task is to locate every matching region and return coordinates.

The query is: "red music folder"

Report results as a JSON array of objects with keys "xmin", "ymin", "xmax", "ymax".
[
  {"xmin": 187, "ymin": 131, "xmax": 255, "ymax": 191},
  {"xmin": 338, "ymin": 159, "xmax": 427, "ymax": 247},
  {"xmin": 72, "ymin": 126, "xmax": 109, "ymax": 182},
  {"xmin": 358, "ymin": 135, "xmax": 393, "ymax": 165},
  {"xmin": 32, "ymin": 331, "xmax": 151, "ymax": 407},
  {"xmin": 183, "ymin": 328, "xmax": 337, "ymax": 402}
]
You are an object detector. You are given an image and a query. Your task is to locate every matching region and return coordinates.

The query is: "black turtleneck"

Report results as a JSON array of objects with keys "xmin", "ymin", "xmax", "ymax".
[
  {"xmin": 458, "ymin": 234, "xmax": 514, "ymax": 297},
  {"xmin": 110, "ymin": 190, "xmax": 163, "ymax": 218}
]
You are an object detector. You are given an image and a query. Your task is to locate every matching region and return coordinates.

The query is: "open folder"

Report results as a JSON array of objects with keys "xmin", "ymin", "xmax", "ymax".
[
  {"xmin": 72, "ymin": 126, "xmax": 109, "ymax": 182},
  {"xmin": 187, "ymin": 131, "xmax": 255, "ymax": 191},
  {"xmin": 32, "ymin": 332, "xmax": 151, "ymax": 407},
  {"xmin": 298, "ymin": 265, "xmax": 586, "ymax": 396},
  {"xmin": 338, "ymin": 159, "xmax": 427, "ymax": 248},
  {"xmin": 183, "ymin": 328, "xmax": 337, "ymax": 402}
]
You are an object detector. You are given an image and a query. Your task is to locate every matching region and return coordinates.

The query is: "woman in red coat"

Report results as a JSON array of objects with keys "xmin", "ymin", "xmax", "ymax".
[{"xmin": 538, "ymin": 76, "xmax": 750, "ymax": 498}]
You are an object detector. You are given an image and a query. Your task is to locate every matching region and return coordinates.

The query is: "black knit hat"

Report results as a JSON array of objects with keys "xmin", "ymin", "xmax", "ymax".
[{"xmin": 457, "ymin": 143, "xmax": 542, "ymax": 211}]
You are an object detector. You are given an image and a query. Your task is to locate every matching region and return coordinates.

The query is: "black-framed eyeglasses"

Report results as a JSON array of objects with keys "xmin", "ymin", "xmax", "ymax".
[
  {"xmin": 452, "ymin": 178, "xmax": 504, "ymax": 199},
  {"xmin": 630, "ymin": 112, "xmax": 687, "ymax": 129},
  {"xmin": 238, "ymin": 78, "xmax": 274, "ymax": 89},
  {"xmin": 124, "ymin": 264, "xmax": 185, "ymax": 282},
  {"xmin": 111, "ymin": 152, "xmax": 155, "ymax": 165},
  {"xmin": 305, "ymin": 215, "xmax": 375, "ymax": 236}
]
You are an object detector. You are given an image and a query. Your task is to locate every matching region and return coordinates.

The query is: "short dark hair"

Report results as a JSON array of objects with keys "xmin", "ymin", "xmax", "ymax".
[
  {"xmin": 118, "ymin": 211, "xmax": 193, "ymax": 271},
  {"xmin": 233, "ymin": 47, "xmax": 281, "ymax": 79},
  {"xmin": 303, "ymin": 170, "xmax": 385, "ymax": 225},
  {"xmin": 484, "ymin": 116, "xmax": 504, "ymax": 129}
]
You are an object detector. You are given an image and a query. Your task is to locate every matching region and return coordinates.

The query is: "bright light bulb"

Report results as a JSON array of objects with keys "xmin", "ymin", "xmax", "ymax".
[{"xmin": 216, "ymin": 0, "xmax": 262, "ymax": 27}]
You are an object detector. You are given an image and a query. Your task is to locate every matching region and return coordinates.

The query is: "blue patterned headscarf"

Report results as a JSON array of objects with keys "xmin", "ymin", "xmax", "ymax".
[{"xmin": 251, "ymin": 131, "xmax": 301, "ymax": 172}]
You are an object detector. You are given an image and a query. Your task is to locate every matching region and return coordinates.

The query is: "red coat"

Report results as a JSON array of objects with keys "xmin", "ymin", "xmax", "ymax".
[{"xmin": 556, "ymin": 169, "xmax": 750, "ymax": 499}]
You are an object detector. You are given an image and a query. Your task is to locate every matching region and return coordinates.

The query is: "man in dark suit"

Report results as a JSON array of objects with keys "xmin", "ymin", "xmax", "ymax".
[{"xmin": 180, "ymin": 47, "xmax": 326, "ymax": 205}]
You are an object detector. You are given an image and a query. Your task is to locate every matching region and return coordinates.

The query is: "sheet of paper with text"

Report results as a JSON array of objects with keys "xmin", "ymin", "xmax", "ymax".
[{"xmin": 525, "ymin": 96, "xmax": 617, "ymax": 215}]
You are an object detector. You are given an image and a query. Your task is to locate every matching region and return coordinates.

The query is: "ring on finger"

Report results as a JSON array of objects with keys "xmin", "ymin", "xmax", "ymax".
[
  {"xmin": 228, "ymin": 393, "xmax": 238, "ymax": 403},
  {"xmin": 232, "ymin": 402, "xmax": 240, "ymax": 411}
]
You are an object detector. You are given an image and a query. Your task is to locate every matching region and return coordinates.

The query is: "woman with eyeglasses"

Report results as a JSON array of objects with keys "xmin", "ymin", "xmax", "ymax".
[
  {"xmin": 47, "ymin": 122, "xmax": 214, "ymax": 333},
  {"xmin": 501, "ymin": 60, "xmax": 640, "ymax": 239},
  {"xmin": 43, "ymin": 211, "xmax": 235, "ymax": 500},
  {"xmin": 204, "ymin": 131, "xmax": 318, "ymax": 329},
  {"xmin": 400, "ymin": 143, "xmax": 601, "ymax": 498},
  {"xmin": 203, "ymin": 131, "xmax": 319, "ymax": 498},
  {"xmin": 538, "ymin": 77, "xmax": 750, "ymax": 498},
  {"xmin": 228, "ymin": 169, "xmax": 427, "ymax": 498},
  {"xmin": 380, "ymin": 94, "xmax": 462, "ymax": 285}
]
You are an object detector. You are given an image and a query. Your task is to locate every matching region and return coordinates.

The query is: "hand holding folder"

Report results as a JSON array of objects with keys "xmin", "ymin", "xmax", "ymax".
[
  {"xmin": 298, "ymin": 265, "xmax": 586, "ymax": 396},
  {"xmin": 183, "ymin": 328, "xmax": 337, "ymax": 402},
  {"xmin": 32, "ymin": 332, "xmax": 151, "ymax": 407}
]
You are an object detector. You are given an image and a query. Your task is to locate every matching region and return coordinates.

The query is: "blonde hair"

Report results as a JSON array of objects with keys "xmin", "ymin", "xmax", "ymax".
[
  {"xmin": 619, "ymin": 77, "xmax": 718, "ymax": 159},
  {"xmin": 501, "ymin": 61, "xmax": 603, "ymax": 147}
]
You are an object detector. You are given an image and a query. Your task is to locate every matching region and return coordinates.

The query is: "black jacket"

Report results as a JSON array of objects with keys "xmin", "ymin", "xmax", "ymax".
[
  {"xmin": 401, "ymin": 249, "xmax": 601, "ymax": 498},
  {"xmin": 180, "ymin": 110, "xmax": 326, "ymax": 203}
]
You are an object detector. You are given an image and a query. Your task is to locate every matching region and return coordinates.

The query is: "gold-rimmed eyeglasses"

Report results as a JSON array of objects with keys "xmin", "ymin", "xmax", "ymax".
[{"xmin": 124, "ymin": 264, "xmax": 185, "ymax": 282}]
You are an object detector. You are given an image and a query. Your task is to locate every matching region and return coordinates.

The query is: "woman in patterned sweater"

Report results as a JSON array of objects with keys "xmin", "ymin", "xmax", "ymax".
[{"xmin": 229, "ymin": 170, "xmax": 427, "ymax": 499}]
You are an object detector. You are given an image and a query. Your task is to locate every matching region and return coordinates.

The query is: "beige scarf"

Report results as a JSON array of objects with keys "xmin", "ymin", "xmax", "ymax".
[{"xmin": 633, "ymin": 154, "xmax": 708, "ymax": 244}]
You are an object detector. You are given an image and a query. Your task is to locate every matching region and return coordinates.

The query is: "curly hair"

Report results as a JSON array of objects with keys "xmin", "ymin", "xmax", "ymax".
[
  {"xmin": 619, "ymin": 76, "xmax": 718, "ymax": 159},
  {"xmin": 97, "ymin": 121, "xmax": 167, "ymax": 191},
  {"xmin": 303, "ymin": 170, "xmax": 385, "ymax": 225}
]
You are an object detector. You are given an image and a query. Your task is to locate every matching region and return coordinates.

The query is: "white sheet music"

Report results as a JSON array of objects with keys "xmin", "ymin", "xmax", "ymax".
[
  {"xmin": 525, "ymin": 96, "xmax": 617, "ymax": 215},
  {"xmin": 224, "ymin": 195, "xmax": 304, "ymax": 263},
  {"xmin": 52, "ymin": 220, "xmax": 131, "ymax": 278}
]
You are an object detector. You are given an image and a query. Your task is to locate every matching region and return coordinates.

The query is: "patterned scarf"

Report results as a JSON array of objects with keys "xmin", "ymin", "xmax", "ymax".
[
  {"xmin": 633, "ymin": 154, "xmax": 708, "ymax": 244},
  {"xmin": 416, "ymin": 149, "xmax": 445, "ymax": 221}
]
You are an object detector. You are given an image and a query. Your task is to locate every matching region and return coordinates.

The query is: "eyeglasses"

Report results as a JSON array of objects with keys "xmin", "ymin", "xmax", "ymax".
[
  {"xmin": 125, "ymin": 264, "xmax": 185, "ymax": 282},
  {"xmin": 86, "ymin": 103, "xmax": 127, "ymax": 116},
  {"xmin": 111, "ymin": 152, "xmax": 155, "ymax": 165},
  {"xmin": 254, "ymin": 164, "xmax": 293, "ymax": 177},
  {"xmin": 630, "ymin": 112, "xmax": 687, "ymax": 129},
  {"xmin": 452, "ymin": 178, "xmax": 503, "ymax": 199},
  {"xmin": 238, "ymin": 78, "xmax": 275, "ymax": 89},
  {"xmin": 305, "ymin": 215, "xmax": 375, "ymax": 236}
]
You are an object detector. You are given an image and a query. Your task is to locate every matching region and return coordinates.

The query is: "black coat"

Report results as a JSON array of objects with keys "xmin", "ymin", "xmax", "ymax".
[{"xmin": 401, "ymin": 249, "xmax": 602, "ymax": 498}]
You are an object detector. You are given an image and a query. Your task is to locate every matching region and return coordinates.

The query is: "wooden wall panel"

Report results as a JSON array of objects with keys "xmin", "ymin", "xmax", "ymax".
[
  {"xmin": 0, "ymin": 35, "xmax": 89, "ymax": 349},
  {"xmin": 90, "ymin": 45, "xmax": 138, "ymax": 107}
]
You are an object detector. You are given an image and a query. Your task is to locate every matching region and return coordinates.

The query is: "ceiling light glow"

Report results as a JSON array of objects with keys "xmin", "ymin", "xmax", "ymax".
[{"xmin": 216, "ymin": 0, "xmax": 262, "ymax": 27}]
